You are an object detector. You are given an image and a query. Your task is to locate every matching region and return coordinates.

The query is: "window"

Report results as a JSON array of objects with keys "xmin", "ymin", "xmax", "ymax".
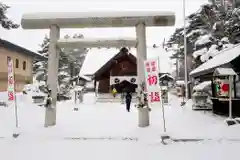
[
  {"xmin": 15, "ymin": 59, "xmax": 19, "ymax": 68},
  {"xmin": 23, "ymin": 61, "xmax": 26, "ymax": 70}
]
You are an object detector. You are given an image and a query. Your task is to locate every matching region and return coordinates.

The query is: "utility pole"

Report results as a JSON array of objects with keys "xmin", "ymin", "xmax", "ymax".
[{"xmin": 183, "ymin": 0, "xmax": 189, "ymax": 99}]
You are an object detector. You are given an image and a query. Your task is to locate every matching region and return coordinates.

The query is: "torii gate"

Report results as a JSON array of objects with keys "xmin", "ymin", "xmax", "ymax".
[{"xmin": 21, "ymin": 11, "xmax": 175, "ymax": 127}]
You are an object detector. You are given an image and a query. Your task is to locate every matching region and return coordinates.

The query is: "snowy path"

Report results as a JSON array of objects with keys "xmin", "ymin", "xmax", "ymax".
[{"xmin": 0, "ymin": 93, "xmax": 240, "ymax": 160}]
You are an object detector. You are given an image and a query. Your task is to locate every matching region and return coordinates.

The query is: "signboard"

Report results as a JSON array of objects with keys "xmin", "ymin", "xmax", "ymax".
[
  {"xmin": 144, "ymin": 58, "xmax": 162, "ymax": 104},
  {"xmin": 214, "ymin": 78, "xmax": 232, "ymax": 97},
  {"xmin": 7, "ymin": 57, "xmax": 15, "ymax": 102}
]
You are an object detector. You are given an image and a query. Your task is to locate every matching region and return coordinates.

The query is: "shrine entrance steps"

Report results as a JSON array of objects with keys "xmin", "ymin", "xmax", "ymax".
[{"xmin": 96, "ymin": 93, "xmax": 137, "ymax": 103}]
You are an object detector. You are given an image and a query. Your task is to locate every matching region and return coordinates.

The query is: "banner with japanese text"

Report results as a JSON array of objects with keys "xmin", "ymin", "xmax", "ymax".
[
  {"xmin": 144, "ymin": 58, "xmax": 162, "ymax": 104},
  {"xmin": 7, "ymin": 57, "xmax": 15, "ymax": 102}
]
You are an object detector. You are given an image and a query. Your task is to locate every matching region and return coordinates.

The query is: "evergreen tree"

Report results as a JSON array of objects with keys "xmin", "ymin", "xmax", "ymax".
[
  {"xmin": 0, "ymin": 3, "xmax": 19, "ymax": 29},
  {"xmin": 33, "ymin": 33, "xmax": 88, "ymax": 97},
  {"xmin": 166, "ymin": 3, "xmax": 236, "ymax": 79}
]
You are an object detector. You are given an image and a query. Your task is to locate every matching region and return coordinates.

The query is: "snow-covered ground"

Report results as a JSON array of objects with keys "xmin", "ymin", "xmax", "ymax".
[{"xmin": 0, "ymin": 93, "xmax": 240, "ymax": 160}]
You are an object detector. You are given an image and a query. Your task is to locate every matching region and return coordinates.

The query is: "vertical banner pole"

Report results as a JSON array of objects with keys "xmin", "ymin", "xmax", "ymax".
[
  {"xmin": 229, "ymin": 75, "xmax": 233, "ymax": 119},
  {"xmin": 13, "ymin": 73, "xmax": 19, "ymax": 128},
  {"xmin": 7, "ymin": 57, "xmax": 19, "ymax": 137},
  {"xmin": 158, "ymin": 56, "xmax": 166, "ymax": 132}
]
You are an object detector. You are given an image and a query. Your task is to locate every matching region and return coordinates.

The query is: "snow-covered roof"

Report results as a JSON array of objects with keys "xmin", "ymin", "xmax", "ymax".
[
  {"xmin": 80, "ymin": 47, "xmax": 172, "ymax": 75},
  {"xmin": 80, "ymin": 48, "xmax": 119, "ymax": 75},
  {"xmin": 193, "ymin": 81, "xmax": 211, "ymax": 91},
  {"xmin": 213, "ymin": 68, "xmax": 237, "ymax": 76},
  {"xmin": 0, "ymin": 39, "xmax": 47, "ymax": 60},
  {"xmin": 190, "ymin": 44, "xmax": 240, "ymax": 77},
  {"xmin": 160, "ymin": 74, "xmax": 174, "ymax": 79}
]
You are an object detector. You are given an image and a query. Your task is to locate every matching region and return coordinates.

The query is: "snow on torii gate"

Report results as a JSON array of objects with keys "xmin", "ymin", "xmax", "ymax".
[{"xmin": 21, "ymin": 11, "xmax": 175, "ymax": 127}]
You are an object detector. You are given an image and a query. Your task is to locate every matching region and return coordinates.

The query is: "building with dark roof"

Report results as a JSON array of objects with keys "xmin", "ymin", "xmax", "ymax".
[{"xmin": 0, "ymin": 39, "xmax": 46, "ymax": 92}]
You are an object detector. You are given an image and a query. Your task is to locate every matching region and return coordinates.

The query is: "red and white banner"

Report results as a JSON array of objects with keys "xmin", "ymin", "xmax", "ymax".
[
  {"xmin": 7, "ymin": 57, "xmax": 15, "ymax": 101},
  {"xmin": 144, "ymin": 58, "xmax": 162, "ymax": 104}
]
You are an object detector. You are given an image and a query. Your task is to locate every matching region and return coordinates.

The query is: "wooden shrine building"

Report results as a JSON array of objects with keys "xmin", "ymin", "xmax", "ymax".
[{"xmin": 93, "ymin": 47, "xmax": 138, "ymax": 93}]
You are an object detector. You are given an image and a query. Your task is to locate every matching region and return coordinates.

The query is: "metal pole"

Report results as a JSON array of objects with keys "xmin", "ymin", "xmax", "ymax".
[
  {"xmin": 159, "ymin": 57, "xmax": 166, "ymax": 132},
  {"xmin": 161, "ymin": 95, "xmax": 167, "ymax": 132},
  {"xmin": 13, "ymin": 73, "xmax": 19, "ymax": 128},
  {"xmin": 229, "ymin": 76, "xmax": 233, "ymax": 119},
  {"xmin": 183, "ymin": 0, "xmax": 189, "ymax": 99}
]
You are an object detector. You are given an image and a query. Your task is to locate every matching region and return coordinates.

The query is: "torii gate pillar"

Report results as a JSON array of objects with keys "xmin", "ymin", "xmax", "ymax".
[
  {"xmin": 45, "ymin": 25, "xmax": 60, "ymax": 127},
  {"xmin": 136, "ymin": 23, "xmax": 147, "ymax": 93},
  {"xmin": 136, "ymin": 23, "xmax": 149, "ymax": 127}
]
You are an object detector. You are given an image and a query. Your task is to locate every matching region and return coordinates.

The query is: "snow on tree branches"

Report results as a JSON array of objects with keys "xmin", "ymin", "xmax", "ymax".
[
  {"xmin": 0, "ymin": 3, "xmax": 19, "ymax": 29},
  {"xmin": 166, "ymin": 3, "xmax": 240, "ymax": 77}
]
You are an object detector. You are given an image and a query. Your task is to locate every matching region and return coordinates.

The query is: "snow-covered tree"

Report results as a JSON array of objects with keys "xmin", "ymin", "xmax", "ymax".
[
  {"xmin": 33, "ymin": 33, "xmax": 88, "ymax": 97},
  {"xmin": 0, "ymin": 3, "xmax": 19, "ymax": 29},
  {"xmin": 166, "ymin": 3, "xmax": 237, "ymax": 77}
]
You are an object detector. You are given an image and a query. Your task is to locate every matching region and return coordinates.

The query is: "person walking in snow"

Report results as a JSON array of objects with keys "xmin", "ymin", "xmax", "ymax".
[
  {"xmin": 78, "ymin": 90, "xmax": 83, "ymax": 103},
  {"xmin": 125, "ymin": 92, "xmax": 132, "ymax": 112},
  {"xmin": 112, "ymin": 87, "xmax": 117, "ymax": 98},
  {"xmin": 45, "ymin": 88, "xmax": 52, "ymax": 108}
]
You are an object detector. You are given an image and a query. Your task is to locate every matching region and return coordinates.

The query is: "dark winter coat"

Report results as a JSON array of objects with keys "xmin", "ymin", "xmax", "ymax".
[
  {"xmin": 125, "ymin": 93, "xmax": 132, "ymax": 103},
  {"xmin": 45, "ymin": 96, "xmax": 52, "ymax": 108}
]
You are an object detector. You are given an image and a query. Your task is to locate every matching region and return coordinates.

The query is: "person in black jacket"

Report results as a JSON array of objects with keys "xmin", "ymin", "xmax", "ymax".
[
  {"xmin": 125, "ymin": 92, "xmax": 132, "ymax": 112},
  {"xmin": 45, "ymin": 88, "xmax": 52, "ymax": 108}
]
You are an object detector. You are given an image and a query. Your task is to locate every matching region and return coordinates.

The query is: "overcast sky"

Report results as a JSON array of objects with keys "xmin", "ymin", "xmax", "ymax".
[
  {"xmin": 1, "ymin": 0, "xmax": 207, "ymax": 51},
  {"xmin": 0, "ymin": 0, "xmax": 208, "ymax": 73}
]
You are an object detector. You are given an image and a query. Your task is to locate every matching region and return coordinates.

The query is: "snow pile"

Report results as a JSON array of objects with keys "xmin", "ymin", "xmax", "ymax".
[
  {"xmin": 1, "ymin": 93, "xmax": 240, "ymax": 159},
  {"xmin": 23, "ymin": 83, "xmax": 46, "ymax": 97}
]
